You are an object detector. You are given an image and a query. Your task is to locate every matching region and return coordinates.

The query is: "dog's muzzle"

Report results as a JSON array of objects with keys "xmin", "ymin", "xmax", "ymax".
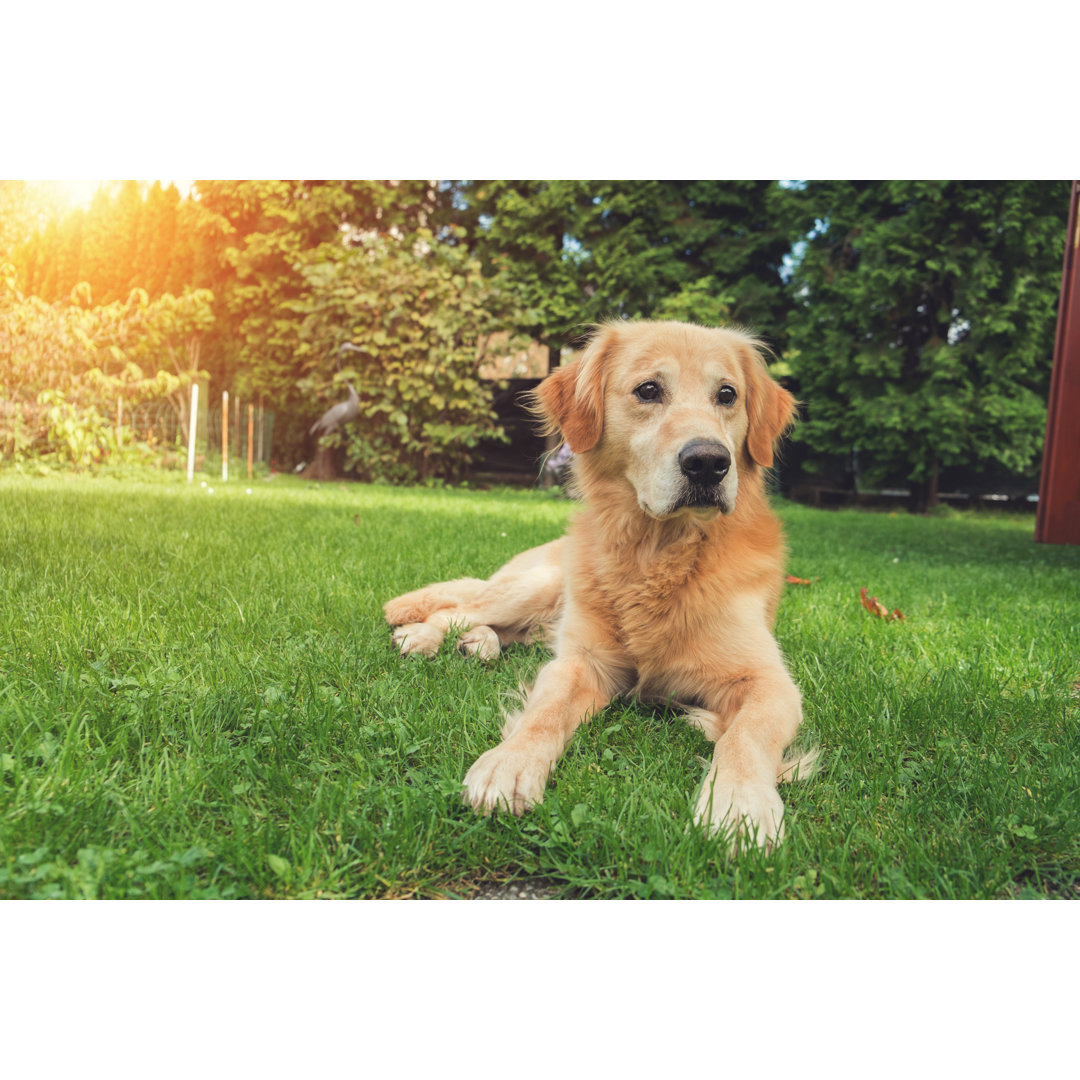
[{"xmin": 676, "ymin": 440, "xmax": 731, "ymax": 508}]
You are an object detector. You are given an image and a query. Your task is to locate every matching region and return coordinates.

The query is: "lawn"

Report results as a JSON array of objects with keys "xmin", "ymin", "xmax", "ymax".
[{"xmin": 1, "ymin": 468, "xmax": 1078, "ymax": 899}]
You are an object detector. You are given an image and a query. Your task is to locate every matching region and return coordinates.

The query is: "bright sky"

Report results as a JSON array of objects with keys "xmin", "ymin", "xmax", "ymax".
[{"xmin": 41, "ymin": 180, "xmax": 194, "ymax": 210}]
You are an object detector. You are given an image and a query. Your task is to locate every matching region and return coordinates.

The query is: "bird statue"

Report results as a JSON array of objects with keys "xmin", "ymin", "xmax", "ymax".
[
  {"xmin": 308, "ymin": 344, "xmax": 366, "ymax": 438},
  {"xmin": 309, "ymin": 381, "xmax": 360, "ymax": 438}
]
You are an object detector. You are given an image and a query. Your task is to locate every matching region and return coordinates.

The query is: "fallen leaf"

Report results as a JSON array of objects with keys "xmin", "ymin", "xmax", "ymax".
[
  {"xmin": 786, "ymin": 575, "xmax": 813, "ymax": 586},
  {"xmin": 860, "ymin": 586, "xmax": 904, "ymax": 621}
]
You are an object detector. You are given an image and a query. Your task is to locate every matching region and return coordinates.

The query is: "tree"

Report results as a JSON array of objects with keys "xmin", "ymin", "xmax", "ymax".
[
  {"xmin": 585, "ymin": 180, "xmax": 808, "ymax": 351},
  {"xmin": 785, "ymin": 180, "xmax": 1070, "ymax": 511},
  {"xmin": 189, "ymin": 180, "xmax": 453, "ymax": 460},
  {"xmin": 446, "ymin": 181, "xmax": 809, "ymax": 366},
  {"xmin": 133, "ymin": 181, "xmax": 180, "ymax": 297},
  {"xmin": 191, "ymin": 180, "xmax": 440, "ymax": 387},
  {"xmin": 0, "ymin": 182, "xmax": 52, "ymax": 269},
  {"xmin": 447, "ymin": 181, "xmax": 605, "ymax": 369},
  {"xmin": 296, "ymin": 226, "xmax": 512, "ymax": 482}
]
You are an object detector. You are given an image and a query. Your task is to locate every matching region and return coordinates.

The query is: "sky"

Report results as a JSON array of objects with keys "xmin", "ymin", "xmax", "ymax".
[{"xmin": 40, "ymin": 180, "xmax": 194, "ymax": 212}]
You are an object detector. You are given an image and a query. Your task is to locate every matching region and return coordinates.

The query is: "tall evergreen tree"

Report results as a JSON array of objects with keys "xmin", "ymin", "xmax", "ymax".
[
  {"xmin": 132, "ymin": 181, "xmax": 180, "ymax": 296},
  {"xmin": 54, "ymin": 209, "xmax": 85, "ymax": 302},
  {"xmin": 447, "ymin": 180, "xmax": 809, "ymax": 366},
  {"xmin": 78, "ymin": 187, "xmax": 119, "ymax": 304},
  {"xmin": 786, "ymin": 180, "xmax": 1070, "ymax": 511},
  {"xmin": 37, "ymin": 218, "xmax": 60, "ymax": 302},
  {"xmin": 632, "ymin": 180, "xmax": 807, "ymax": 350},
  {"xmin": 111, "ymin": 180, "xmax": 144, "ymax": 303},
  {"xmin": 444, "ymin": 180, "xmax": 598, "ymax": 368}
]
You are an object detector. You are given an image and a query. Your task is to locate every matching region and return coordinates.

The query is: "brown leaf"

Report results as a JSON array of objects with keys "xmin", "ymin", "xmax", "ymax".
[
  {"xmin": 860, "ymin": 587, "xmax": 904, "ymax": 621},
  {"xmin": 786, "ymin": 574, "xmax": 813, "ymax": 586}
]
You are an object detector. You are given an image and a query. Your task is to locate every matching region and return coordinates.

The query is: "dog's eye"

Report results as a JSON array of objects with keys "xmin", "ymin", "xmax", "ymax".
[
  {"xmin": 716, "ymin": 384, "xmax": 738, "ymax": 407},
  {"xmin": 634, "ymin": 381, "xmax": 663, "ymax": 403}
]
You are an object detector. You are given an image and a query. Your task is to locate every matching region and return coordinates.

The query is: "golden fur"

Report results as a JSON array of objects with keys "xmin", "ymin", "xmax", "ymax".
[{"xmin": 384, "ymin": 319, "xmax": 815, "ymax": 852}]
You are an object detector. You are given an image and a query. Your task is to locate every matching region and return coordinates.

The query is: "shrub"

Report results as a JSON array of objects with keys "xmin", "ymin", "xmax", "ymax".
[
  {"xmin": 297, "ymin": 229, "xmax": 514, "ymax": 483},
  {"xmin": 0, "ymin": 264, "xmax": 211, "ymax": 466}
]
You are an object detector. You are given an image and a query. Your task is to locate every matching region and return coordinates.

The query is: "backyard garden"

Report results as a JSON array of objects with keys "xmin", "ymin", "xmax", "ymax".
[{"xmin": 2, "ymin": 179, "xmax": 1077, "ymax": 901}]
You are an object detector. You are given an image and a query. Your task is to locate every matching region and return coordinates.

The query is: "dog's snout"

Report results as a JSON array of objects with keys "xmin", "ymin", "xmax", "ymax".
[{"xmin": 678, "ymin": 440, "xmax": 730, "ymax": 486}]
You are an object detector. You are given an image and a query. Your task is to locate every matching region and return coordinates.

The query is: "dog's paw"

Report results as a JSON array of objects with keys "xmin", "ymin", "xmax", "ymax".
[
  {"xmin": 458, "ymin": 626, "xmax": 501, "ymax": 661},
  {"xmin": 390, "ymin": 622, "xmax": 444, "ymax": 658},
  {"xmin": 383, "ymin": 591, "xmax": 432, "ymax": 628},
  {"xmin": 462, "ymin": 742, "xmax": 550, "ymax": 816},
  {"xmin": 694, "ymin": 772, "xmax": 785, "ymax": 854}
]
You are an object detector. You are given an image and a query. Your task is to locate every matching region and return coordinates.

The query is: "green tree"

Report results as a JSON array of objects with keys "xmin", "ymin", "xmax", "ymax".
[
  {"xmin": 447, "ymin": 180, "xmax": 809, "ymax": 366},
  {"xmin": 586, "ymin": 180, "xmax": 807, "ymax": 350},
  {"xmin": 77, "ymin": 187, "xmax": 118, "ymax": 303},
  {"xmin": 36, "ymin": 218, "xmax": 61, "ymax": 302},
  {"xmin": 190, "ymin": 180, "xmax": 452, "ymax": 459},
  {"xmin": 786, "ymin": 180, "xmax": 1070, "ymax": 511},
  {"xmin": 54, "ymin": 209, "xmax": 85, "ymax": 302},
  {"xmin": 131, "ymin": 181, "xmax": 180, "ymax": 296},
  {"xmin": 296, "ymin": 226, "xmax": 512, "ymax": 482},
  {"xmin": 0, "ymin": 182, "xmax": 53, "ymax": 270},
  {"xmin": 447, "ymin": 180, "xmax": 603, "ymax": 368}
]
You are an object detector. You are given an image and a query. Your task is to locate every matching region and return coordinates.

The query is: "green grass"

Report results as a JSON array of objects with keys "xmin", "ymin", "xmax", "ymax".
[{"xmin": 1, "ymin": 468, "xmax": 1078, "ymax": 899}]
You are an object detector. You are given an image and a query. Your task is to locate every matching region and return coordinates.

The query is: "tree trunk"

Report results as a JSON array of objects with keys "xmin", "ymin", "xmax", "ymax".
[
  {"xmin": 300, "ymin": 445, "xmax": 338, "ymax": 481},
  {"xmin": 908, "ymin": 465, "xmax": 939, "ymax": 514}
]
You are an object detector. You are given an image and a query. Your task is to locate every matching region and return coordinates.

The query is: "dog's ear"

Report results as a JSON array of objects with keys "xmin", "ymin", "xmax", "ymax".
[
  {"xmin": 529, "ymin": 324, "xmax": 616, "ymax": 454},
  {"xmin": 744, "ymin": 345, "xmax": 798, "ymax": 468}
]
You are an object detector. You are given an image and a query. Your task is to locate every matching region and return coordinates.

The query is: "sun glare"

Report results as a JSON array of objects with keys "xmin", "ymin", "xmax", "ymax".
[
  {"xmin": 47, "ymin": 180, "xmax": 109, "ymax": 210},
  {"xmin": 37, "ymin": 180, "xmax": 194, "ymax": 211}
]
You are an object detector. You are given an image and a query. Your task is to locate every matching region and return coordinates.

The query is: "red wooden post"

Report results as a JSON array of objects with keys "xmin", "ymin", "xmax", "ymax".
[{"xmin": 1036, "ymin": 180, "xmax": 1080, "ymax": 545}]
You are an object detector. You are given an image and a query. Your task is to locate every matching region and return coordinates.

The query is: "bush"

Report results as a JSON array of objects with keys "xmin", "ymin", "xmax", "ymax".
[
  {"xmin": 0, "ymin": 264, "xmax": 211, "ymax": 466},
  {"xmin": 298, "ymin": 229, "xmax": 514, "ymax": 483}
]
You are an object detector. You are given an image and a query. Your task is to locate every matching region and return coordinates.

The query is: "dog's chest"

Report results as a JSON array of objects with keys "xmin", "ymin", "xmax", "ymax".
[{"xmin": 592, "ymin": 547, "xmax": 720, "ymax": 659}]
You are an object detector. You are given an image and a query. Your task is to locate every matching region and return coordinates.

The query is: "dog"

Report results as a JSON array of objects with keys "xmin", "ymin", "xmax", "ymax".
[{"xmin": 383, "ymin": 319, "xmax": 816, "ymax": 852}]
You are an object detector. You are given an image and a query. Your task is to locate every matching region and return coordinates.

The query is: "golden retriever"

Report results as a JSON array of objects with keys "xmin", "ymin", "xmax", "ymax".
[{"xmin": 384, "ymin": 319, "xmax": 815, "ymax": 852}]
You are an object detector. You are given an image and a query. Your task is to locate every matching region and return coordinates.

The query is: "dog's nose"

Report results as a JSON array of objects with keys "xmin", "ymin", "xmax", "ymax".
[{"xmin": 678, "ymin": 440, "xmax": 731, "ymax": 486}]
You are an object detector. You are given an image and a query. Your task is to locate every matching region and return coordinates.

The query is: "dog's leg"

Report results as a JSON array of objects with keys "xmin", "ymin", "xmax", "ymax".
[
  {"xmin": 693, "ymin": 662, "xmax": 804, "ymax": 854},
  {"xmin": 463, "ymin": 651, "xmax": 613, "ymax": 815},
  {"xmin": 384, "ymin": 578, "xmax": 488, "ymax": 630},
  {"xmin": 385, "ymin": 541, "xmax": 564, "ymax": 659}
]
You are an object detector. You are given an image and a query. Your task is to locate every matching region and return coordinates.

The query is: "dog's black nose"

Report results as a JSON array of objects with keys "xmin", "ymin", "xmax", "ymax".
[{"xmin": 678, "ymin": 440, "xmax": 731, "ymax": 486}]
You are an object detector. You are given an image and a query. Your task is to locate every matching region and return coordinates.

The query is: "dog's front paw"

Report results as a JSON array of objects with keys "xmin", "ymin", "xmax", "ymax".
[
  {"xmin": 390, "ymin": 622, "xmax": 444, "ymax": 657},
  {"xmin": 694, "ymin": 771, "xmax": 785, "ymax": 854},
  {"xmin": 458, "ymin": 626, "xmax": 501, "ymax": 661},
  {"xmin": 463, "ymin": 742, "xmax": 550, "ymax": 816}
]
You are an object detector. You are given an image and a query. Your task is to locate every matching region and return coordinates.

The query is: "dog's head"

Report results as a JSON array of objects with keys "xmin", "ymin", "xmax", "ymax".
[{"xmin": 532, "ymin": 320, "xmax": 797, "ymax": 520}]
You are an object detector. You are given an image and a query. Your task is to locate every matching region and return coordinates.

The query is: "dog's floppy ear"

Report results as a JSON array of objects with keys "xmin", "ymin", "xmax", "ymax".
[
  {"xmin": 528, "ymin": 323, "xmax": 616, "ymax": 454},
  {"xmin": 744, "ymin": 344, "xmax": 798, "ymax": 468}
]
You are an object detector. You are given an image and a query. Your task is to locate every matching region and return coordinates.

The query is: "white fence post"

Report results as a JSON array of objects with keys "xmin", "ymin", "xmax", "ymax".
[{"xmin": 187, "ymin": 383, "xmax": 199, "ymax": 482}]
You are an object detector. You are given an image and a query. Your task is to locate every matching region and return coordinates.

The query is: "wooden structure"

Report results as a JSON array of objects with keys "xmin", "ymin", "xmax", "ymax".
[{"xmin": 1036, "ymin": 180, "xmax": 1080, "ymax": 544}]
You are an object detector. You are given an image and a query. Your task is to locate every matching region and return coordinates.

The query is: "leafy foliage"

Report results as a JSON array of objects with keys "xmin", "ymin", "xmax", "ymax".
[
  {"xmin": 786, "ymin": 181, "xmax": 1069, "ymax": 509},
  {"xmin": 0, "ymin": 262, "xmax": 210, "ymax": 464},
  {"xmin": 6, "ymin": 180, "xmax": 206, "ymax": 306},
  {"xmin": 297, "ymin": 228, "xmax": 511, "ymax": 482},
  {"xmin": 2, "ymin": 180, "xmax": 1071, "ymax": 494},
  {"xmin": 448, "ymin": 180, "xmax": 808, "ymax": 355},
  {"xmin": 191, "ymin": 180, "xmax": 450, "ymax": 400}
]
